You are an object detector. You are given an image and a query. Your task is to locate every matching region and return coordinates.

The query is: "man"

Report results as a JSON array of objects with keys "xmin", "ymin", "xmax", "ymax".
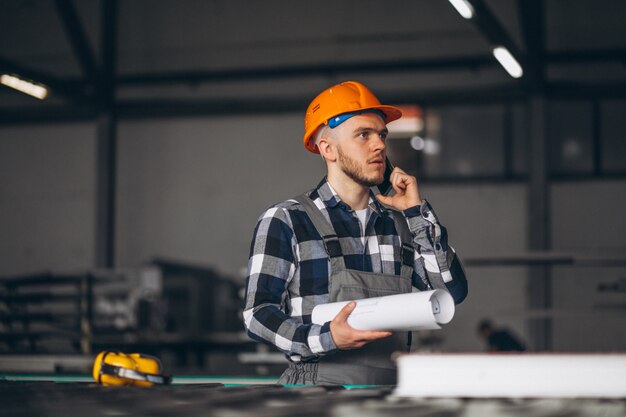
[
  {"xmin": 477, "ymin": 319, "xmax": 526, "ymax": 352},
  {"xmin": 244, "ymin": 81, "xmax": 468, "ymax": 385}
]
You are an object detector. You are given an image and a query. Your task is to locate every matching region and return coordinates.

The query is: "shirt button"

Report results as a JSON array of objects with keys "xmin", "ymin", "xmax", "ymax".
[{"xmin": 435, "ymin": 243, "xmax": 442, "ymax": 251}]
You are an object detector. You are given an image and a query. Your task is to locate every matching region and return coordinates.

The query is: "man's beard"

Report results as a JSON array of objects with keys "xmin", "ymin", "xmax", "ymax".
[{"xmin": 337, "ymin": 146, "xmax": 384, "ymax": 188}]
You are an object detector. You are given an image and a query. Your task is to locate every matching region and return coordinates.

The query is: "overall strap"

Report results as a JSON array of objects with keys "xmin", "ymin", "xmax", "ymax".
[
  {"xmin": 294, "ymin": 194, "xmax": 347, "ymax": 271},
  {"xmin": 389, "ymin": 211, "xmax": 415, "ymax": 279}
]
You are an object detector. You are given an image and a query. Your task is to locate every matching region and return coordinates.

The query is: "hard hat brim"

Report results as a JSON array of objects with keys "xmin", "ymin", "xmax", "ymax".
[{"xmin": 304, "ymin": 104, "xmax": 403, "ymax": 154}]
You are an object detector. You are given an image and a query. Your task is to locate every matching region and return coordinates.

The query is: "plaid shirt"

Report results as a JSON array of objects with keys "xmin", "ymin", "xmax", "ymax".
[{"xmin": 244, "ymin": 178, "xmax": 467, "ymax": 362}]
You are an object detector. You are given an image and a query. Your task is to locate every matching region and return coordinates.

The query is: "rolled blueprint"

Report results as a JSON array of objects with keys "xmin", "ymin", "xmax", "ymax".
[{"xmin": 311, "ymin": 290, "xmax": 455, "ymax": 331}]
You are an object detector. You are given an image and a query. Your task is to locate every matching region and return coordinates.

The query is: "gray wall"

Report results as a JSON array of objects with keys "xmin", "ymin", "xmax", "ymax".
[
  {"xmin": 0, "ymin": 123, "xmax": 96, "ymax": 275},
  {"xmin": 551, "ymin": 181, "xmax": 626, "ymax": 351},
  {"xmin": 423, "ymin": 184, "xmax": 529, "ymax": 352},
  {"xmin": 116, "ymin": 114, "xmax": 325, "ymax": 275}
]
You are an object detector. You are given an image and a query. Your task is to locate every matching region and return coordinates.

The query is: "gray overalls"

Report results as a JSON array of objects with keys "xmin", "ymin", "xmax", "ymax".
[{"xmin": 278, "ymin": 194, "xmax": 417, "ymax": 385}]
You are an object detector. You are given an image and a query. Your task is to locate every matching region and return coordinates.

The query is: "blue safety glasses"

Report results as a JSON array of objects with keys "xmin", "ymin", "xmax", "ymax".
[{"xmin": 327, "ymin": 109, "xmax": 386, "ymax": 128}]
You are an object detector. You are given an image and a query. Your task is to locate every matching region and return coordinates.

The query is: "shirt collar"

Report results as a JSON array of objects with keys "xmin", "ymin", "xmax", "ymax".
[{"xmin": 312, "ymin": 177, "xmax": 389, "ymax": 216}]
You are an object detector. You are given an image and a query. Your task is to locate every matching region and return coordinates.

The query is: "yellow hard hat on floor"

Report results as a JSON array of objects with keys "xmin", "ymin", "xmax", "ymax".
[{"xmin": 92, "ymin": 351, "xmax": 171, "ymax": 387}]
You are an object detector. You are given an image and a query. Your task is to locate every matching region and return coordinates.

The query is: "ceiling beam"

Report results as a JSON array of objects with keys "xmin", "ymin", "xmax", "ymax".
[
  {"xmin": 111, "ymin": 49, "xmax": 626, "ymax": 88},
  {"xmin": 53, "ymin": 0, "xmax": 98, "ymax": 85},
  {"xmin": 98, "ymin": 0, "xmax": 117, "ymax": 106},
  {"xmin": 4, "ymin": 81, "xmax": 626, "ymax": 125},
  {"xmin": 0, "ymin": 104, "xmax": 96, "ymax": 124},
  {"xmin": 116, "ymin": 55, "xmax": 497, "ymax": 86},
  {"xmin": 466, "ymin": 0, "xmax": 525, "ymax": 78},
  {"xmin": 3, "ymin": 47, "xmax": 622, "ymax": 93},
  {"xmin": 549, "ymin": 49, "xmax": 626, "ymax": 64},
  {"xmin": 518, "ymin": 0, "xmax": 545, "ymax": 92}
]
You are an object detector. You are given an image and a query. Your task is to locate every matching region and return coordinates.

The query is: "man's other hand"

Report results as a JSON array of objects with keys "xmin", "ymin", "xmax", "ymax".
[
  {"xmin": 375, "ymin": 167, "xmax": 421, "ymax": 211},
  {"xmin": 329, "ymin": 301, "xmax": 392, "ymax": 350}
]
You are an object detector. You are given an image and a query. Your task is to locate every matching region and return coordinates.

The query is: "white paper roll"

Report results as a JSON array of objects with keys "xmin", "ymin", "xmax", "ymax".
[
  {"xmin": 394, "ymin": 354, "xmax": 626, "ymax": 398},
  {"xmin": 311, "ymin": 290, "xmax": 455, "ymax": 331}
]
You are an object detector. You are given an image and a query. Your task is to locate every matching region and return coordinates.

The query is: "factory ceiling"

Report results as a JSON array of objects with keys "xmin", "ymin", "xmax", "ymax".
[{"xmin": 0, "ymin": 0, "xmax": 625, "ymax": 123}]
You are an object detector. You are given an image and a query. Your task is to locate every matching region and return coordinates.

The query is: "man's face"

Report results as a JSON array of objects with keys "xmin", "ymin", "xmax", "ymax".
[{"xmin": 332, "ymin": 113, "xmax": 388, "ymax": 187}]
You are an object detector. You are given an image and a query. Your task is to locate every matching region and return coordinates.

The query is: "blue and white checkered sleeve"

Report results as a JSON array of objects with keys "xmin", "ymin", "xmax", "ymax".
[
  {"xmin": 403, "ymin": 200, "xmax": 468, "ymax": 304},
  {"xmin": 243, "ymin": 206, "xmax": 337, "ymax": 361}
]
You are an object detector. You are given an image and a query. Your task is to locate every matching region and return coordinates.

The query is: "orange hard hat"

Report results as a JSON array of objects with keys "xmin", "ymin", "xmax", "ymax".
[{"xmin": 303, "ymin": 81, "xmax": 402, "ymax": 153}]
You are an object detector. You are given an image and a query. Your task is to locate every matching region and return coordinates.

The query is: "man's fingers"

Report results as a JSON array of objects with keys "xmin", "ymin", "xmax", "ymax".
[
  {"xmin": 333, "ymin": 301, "xmax": 356, "ymax": 323},
  {"xmin": 349, "ymin": 332, "xmax": 392, "ymax": 349},
  {"xmin": 329, "ymin": 305, "xmax": 393, "ymax": 349},
  {"xmin": 375, "ymin": 194, "xmax": 391, "ymax": 205},
  {"xmin": 393, "ymin": 169, "xmax": 414, "ymax": 189},
  {"xmin": 389, "ymin": 168, "xmax": 412, "ymax": 194},
  {"xmin": 354, "ymin": 330, "xmax": 392, "ymax": 342}
]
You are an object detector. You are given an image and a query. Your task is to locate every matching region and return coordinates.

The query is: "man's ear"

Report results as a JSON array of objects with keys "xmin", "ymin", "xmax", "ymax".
[{"xmin": 318, "ymin": 137, "xmax": 337, "ymax": 162}]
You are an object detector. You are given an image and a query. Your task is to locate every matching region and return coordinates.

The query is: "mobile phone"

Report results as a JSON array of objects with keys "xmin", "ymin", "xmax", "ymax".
[{"xmin": 375, "ymin": 157, "xmax": 394, "ymax": 196}]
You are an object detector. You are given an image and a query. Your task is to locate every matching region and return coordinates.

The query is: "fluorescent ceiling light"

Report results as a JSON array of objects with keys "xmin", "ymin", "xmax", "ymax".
[
  {"xmin": 448, "ymin": 0, "xmax": 474, "ymax": 19},
  {"xmin": 0, "ymin": 74, "xmax": 49, "ymax": 99},
  {"xmin": 492, "ymin": 46, "xmax": 524, "ymax": 78}
]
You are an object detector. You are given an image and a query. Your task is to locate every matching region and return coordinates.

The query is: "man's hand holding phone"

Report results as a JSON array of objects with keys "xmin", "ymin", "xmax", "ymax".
[{"xmin": 375, "ymin": 158, "xmax": 422, "ymax": 211}]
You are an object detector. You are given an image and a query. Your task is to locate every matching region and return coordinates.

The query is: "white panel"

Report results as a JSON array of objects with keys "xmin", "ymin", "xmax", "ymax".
[{"xmin": 395, "ymin": 353, "xmax": 626, "ymax": 398}]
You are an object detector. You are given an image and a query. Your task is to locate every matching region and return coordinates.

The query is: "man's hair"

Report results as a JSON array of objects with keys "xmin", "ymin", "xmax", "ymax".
[{"xmin": 313, "ymin": 124, "xmax": 335, "ymax": 156}]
